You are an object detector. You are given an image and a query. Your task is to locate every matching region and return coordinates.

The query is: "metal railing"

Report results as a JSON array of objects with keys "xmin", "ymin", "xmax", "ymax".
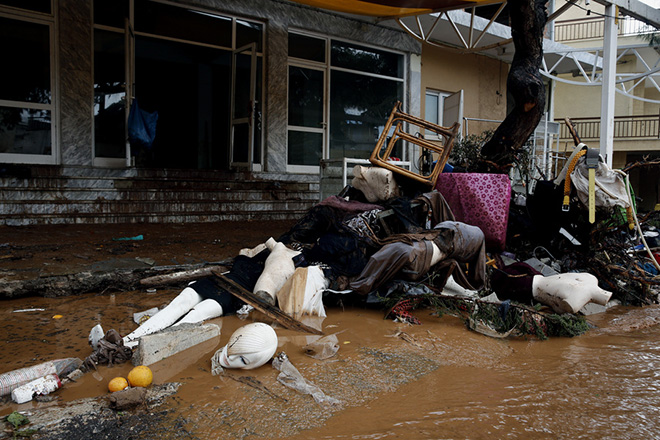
[
  {"xmin": 555, "ymin": 114, "xmax": 660, "ymax": 140},
  {"xmin": 554, "ymin": 16, "xmax": 657, "ymax": 42}
]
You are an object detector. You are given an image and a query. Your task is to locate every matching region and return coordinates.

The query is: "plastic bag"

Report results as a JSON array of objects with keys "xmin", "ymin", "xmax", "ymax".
[
  {"xmin": 128, "ymin": 98, "xmax": 158, "ymax": 150},
  {"xmin": 271, "ymin": 352, "xmax": 341, "ymax": 407}
]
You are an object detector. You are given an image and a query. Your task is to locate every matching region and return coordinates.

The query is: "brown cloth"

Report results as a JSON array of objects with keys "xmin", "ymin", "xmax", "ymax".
[
  {"xmin": 84, "ymin": 329, "xmax": 133, "ymax": 370},
  {"xmin": 415, "ymin": 191, "xmax": 455, "ymax": 227},
  {"xmin": 349, "ymin": 221, "xmax": 487, "ymax": 294}
]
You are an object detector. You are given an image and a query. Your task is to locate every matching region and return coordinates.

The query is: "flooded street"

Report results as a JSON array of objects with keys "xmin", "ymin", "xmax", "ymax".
[
  {"xmin": 1, "ymin": 222, "xmax": 660, "ymax": 438},
  {"xmin": 2, "ymin": 291, "xmax": 660, "ymax": 439}
]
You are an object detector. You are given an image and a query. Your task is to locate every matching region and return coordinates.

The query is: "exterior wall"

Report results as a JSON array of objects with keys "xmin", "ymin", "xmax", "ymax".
[
  {"xmin": 53, "ymin": 0, "xmax": 420, "ymax": 172},
  {"xmin": 59, "ymin": 0, "xmax": 94, "ymax": 166},
  {"xmin": 420, "ymin": 43, "xmax": 508, "ymax": 138},
  {"xmin": 0, "ymin": 0, "xmax": 421, "ymax": 225}
]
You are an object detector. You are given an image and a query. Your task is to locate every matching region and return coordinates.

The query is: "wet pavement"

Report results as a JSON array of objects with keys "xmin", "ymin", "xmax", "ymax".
[{"xmin": 2, "ymin": 221, "xmax": 660, "ymax": 439}]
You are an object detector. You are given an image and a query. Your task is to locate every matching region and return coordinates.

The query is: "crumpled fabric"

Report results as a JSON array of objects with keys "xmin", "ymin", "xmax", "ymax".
[
  {"xmin": 349, "ymin": 241, "xmax": 431, "ymax": 295},
  {"xmin": 366, "ymin": 279, "xmax": 436, "ymax": 304},
  {"xmin": 343, "ymin": 209, "xmax": 382, "ymax": 239},
  {"xmin": 276, "ymin": 266, "xmax": 328, "ymax": 318},
  {"xmin": 305, "ymin": 229, "xmax": 375, "ymax": 277},
  {"xmin": 489, "ymin": 262, "xmax": 541, "ymax": 304},
  {"xmin": 84, "ymin": 329, "xmax": 133, "ymax": 370},
  {"xmin": 318, "ymin": 195, "xmax": 384, "ymax": 214},
  {"xmin": 429, "ymin": 221, "xmax": 487, "ymax": 291},
  {"xmin": 415, "ymin": 191, "xmax": 455, "ymax": 228},
  {"xmin": 272, "ymin": 352, "xmax": 341, "ymax": 407},
  {"xmin": 350, "ymin": 221, "xmax": 487, "ymax": 294},
  {"xmin": 571, "ymin": 156, "xmax": 631, "ymax": 209}
]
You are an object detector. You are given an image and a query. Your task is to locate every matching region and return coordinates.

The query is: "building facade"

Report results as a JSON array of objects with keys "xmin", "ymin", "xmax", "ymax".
[{"xmin": 0, "ymin": 0, "xmax": 423, "ymax": 224}]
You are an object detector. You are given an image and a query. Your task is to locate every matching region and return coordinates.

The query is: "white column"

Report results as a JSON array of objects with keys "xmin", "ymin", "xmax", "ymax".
[{"xmin": 600, "ymin": 4, "xmax": 617, "ymax": 167}]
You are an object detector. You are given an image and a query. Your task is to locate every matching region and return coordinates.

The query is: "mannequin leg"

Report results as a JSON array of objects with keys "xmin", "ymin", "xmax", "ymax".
[
  {"xmin": 123, "ymin": 287, "xmax": 203, "ymax": 346},
  {"xmin": 174, "ymin": 299, "xmax": 224, "ymax": 325}
]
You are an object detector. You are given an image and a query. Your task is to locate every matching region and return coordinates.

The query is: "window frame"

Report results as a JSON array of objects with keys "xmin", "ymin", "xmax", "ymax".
[
  {"xmin": 424, "ymin": 88, "xmax": 451, "ymax": 140},
  {"xmin": 0, "ymin": 6, "xmax": 58, "ymax": 165},
  {"xmin": 92, "ymin": 0, "xmax": 266, "ymax": 169},
  {"xmin": 286, "ymin": 29, "xmax": 407, "ymax": 173}
]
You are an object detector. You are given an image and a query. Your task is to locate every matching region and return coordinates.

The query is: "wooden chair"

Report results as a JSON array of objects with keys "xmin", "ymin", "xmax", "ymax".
[{"xmin": 369, "ymin": 101, "xmax": 460, "ymax": 188}]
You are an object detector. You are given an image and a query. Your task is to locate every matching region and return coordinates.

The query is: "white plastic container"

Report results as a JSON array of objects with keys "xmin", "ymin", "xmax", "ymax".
[{"xmin": 11, "ymin": 373, "xmax": 62, "ymax": 404}]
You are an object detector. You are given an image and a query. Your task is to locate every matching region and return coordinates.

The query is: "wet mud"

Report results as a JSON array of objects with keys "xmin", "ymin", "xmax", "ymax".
[{"xmin": 2, "ymin": 222, "xmax": 660, "ymax": 439}]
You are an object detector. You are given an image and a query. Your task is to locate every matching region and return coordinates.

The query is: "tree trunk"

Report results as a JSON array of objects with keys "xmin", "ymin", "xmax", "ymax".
[{"xmin": 479, "ymin": 0, "xmax": 548, "ymax": 172}]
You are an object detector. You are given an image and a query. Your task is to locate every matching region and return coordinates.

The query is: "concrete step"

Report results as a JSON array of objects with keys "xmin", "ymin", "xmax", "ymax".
[
  {"xmin": 0, "ymin": 209, "xmax": 310, "ymax": 226},
  {"xmin": 0, "ymin": 187, "xmax": 319, "ymax": 202},
  {"xmin": 0, "ymin": 165, "xmax": 321, "ymax": 226}
]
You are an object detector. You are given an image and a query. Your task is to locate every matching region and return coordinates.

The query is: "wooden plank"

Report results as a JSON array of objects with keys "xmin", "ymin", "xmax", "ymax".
[{"xmin": 210, "ymin": 271, "xmax": 324, "ymax": 335}]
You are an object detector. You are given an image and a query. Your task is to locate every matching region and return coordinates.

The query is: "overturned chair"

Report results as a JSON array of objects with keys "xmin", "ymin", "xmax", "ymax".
[{"xmin": 370, "ymin": 101, "xmax": 460, "ymax": 188}]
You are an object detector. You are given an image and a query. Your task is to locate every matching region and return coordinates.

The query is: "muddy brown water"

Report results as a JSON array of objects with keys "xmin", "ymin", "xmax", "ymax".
[
  {"xmin": 2, "ymin": 222, "xmax": 660, "ymax": 438},
  {"xmin": 2, "ymin": 292, "xmax": 660, "ymax": 439}
]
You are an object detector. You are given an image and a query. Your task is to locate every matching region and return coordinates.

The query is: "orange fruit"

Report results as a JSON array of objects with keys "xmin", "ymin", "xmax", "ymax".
[
  {"xmin": 108, "ymin": 377, "xmax": 129, "ymax": 393},
  {"xmin": 127, "ymin": 365, "xmax": 153, "ymax": 388}
]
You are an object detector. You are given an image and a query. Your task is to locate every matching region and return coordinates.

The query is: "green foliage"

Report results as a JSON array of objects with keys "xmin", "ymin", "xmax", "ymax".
[
  {"xmin": 7, "ymin": 412, "xmax": 29, "ymax": 430},
  {"xmin": 448, "ymin": 130, "xmax": 493, "ymax": 172},
  {"xmin": 640, "ymin": 32, "xmax": 660, "ymax": 46},
  {"xmin": 379, "ymin": 283, "xmax": 591, "ymax": 340},
  {"xmin": 5, "ymin": 412, "xmax": 37, "ymax": 439}
]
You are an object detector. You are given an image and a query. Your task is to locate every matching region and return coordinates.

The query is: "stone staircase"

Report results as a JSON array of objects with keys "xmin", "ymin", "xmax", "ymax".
[{"xmin": 0, "ymin": 165, "xmax": 320, "ymax": 226}]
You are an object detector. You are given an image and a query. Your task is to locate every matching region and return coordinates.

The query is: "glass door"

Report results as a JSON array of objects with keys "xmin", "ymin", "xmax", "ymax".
[
  {"xmin": 230, "ymin": 43, "xmax": 257, "ymax": 169},
  {"xmin": 287, "ymin": 64, "xmax": 325, "ymax": 172}
]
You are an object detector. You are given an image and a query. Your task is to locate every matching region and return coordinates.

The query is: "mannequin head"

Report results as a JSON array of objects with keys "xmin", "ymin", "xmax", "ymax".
[{"xmin": 217, "ymin": 322, "xmax": 278, "ymax": 369}]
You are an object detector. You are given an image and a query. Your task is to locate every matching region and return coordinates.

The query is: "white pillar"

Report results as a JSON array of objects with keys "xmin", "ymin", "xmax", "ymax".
[{"xmin": 600, "ymin": 4, "xmax": 617, "ymax": 167}]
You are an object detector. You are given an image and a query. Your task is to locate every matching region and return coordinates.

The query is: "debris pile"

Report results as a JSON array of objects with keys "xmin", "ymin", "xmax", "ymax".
[{"xmin": 2, "ymin": 103, "xmax": 659, "ymax": 421}]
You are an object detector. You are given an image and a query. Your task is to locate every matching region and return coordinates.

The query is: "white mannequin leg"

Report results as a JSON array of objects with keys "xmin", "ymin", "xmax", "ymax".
[
  {"xmin": 174, "ymin": 299, "xmax": 224, "ymax": 325},
  {"xmin": 123, "ymin": 287, "xmax": 203, "ymax": 346}
]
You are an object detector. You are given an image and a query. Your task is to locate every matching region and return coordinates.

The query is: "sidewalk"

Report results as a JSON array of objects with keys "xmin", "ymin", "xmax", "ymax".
[{"xmin": 0, "ymin": 220, "xmax": 296, "ymax": 290}]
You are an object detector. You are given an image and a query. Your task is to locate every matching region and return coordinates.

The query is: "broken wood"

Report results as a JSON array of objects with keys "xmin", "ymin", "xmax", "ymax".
[
  {"xmin": 210, "ymin": 271, "xmax": 323, "ymax": 335},
  {"xmin": 0, "ymin": 261, "xmax": 232, "ymax": 299},
  {"xmin": 564, "ymin": 117, "xmax": 582, "ymax": 146},
  {"xmin": 139, "ymin": 265, "xmax": 229, "ymax": 287}
]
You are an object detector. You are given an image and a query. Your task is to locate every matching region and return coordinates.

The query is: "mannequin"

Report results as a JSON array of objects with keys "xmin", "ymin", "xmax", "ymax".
[
  {"xmin": 349, "ymin": 221, "xmax": 487, "ymax": 294},
  {"xmin": 212, "ymin": 322, "xmax": 278, "ymax": 372},
  {"xmin": 252, "ymin": 237, "xmax": 300, "ymax": 305},
  {"xmin": 122, "ymin": 282, "xmax": 225, "ymax": 348},
  {"xmin": 532, "ymin": 272, "xmax": 612, "ymax": 314}
]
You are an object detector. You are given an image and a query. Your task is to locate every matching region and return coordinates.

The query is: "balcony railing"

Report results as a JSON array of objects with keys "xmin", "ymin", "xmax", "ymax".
[
  {"xmin": 555, "ymin": 114, "xmax": 660, "ymax": 141},
  {"xmin": 554, "ymin": 16, "xmax": 657, "ymax": 42}
]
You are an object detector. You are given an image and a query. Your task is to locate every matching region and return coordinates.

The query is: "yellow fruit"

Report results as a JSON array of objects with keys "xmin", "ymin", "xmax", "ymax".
[
  {"xmin": 127, "ymin": 365, "xmax": 153, "ymax": 388},
  {"xmin": 108, "ymin": 377, "xmax": 129, "ymax": 393}
]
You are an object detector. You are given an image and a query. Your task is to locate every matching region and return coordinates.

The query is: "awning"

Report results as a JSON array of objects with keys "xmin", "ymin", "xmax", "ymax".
[{"xmin": 288, "ymin": 0, "xmax": 503, "ymax": 19}]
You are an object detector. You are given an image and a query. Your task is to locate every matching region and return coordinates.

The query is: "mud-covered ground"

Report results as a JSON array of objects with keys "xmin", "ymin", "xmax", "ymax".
[{"xmin": 2, "ymin": 221, "xmax": 660, "ymax": 439}]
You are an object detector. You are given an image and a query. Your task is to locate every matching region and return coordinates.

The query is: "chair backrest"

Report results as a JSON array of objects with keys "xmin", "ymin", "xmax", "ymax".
[{"xmin": 369, "ymin": 101, "xmax": 460, "ymax": 187}]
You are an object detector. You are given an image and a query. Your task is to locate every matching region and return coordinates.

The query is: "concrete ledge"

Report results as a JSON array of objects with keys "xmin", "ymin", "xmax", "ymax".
[{"xmin": 133, "ymin": 323, "xmax": 221, "ymax": 366}]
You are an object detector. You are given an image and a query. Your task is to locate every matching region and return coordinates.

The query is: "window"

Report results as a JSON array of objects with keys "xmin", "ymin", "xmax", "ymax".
[
  {"xmin": 0, "ymin": 11, "xmax": 56, "ymax": 163},
  {"xmin": 425, "ymin": 89, "xmax": 451, "ymax": 138},
  {"xmin": 0, "ymin": 0, "xmax": 51, "ymax": 14},
  {"xmin": 329, "ymin": 40, "xmax": 404, "ymax": 160},
  {"xmin": 94, "ymin": 29, "xmax": 126, "ymax": 160},
  {"xmin": 93, "ymin": 0, "xmax": 264, "ymax": 170},
  {"xmin": 287, "ymin": 33, "xmax": 406, "ymax": 171},
  {"xmin": 288, "ymin": 65, "xmax": 324, "ymax": 166}
]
